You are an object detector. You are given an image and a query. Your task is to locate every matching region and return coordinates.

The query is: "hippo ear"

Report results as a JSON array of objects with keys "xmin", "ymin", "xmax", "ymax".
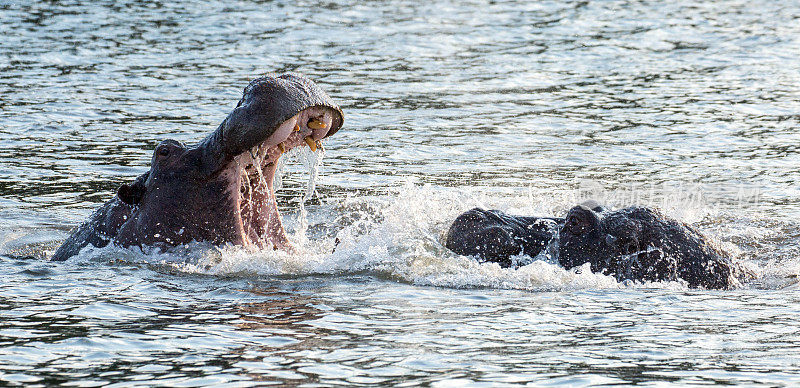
[
  {"xmin": 579, "ymin": 199, "xmax": 606, "ymax": 213},
  {"xmin": 117, "ymin": 172, "xmax": 149, "ymax": 206},
  {"xmin": 564, "ymin": 205, "xmax": 601, "ymax": 236}
]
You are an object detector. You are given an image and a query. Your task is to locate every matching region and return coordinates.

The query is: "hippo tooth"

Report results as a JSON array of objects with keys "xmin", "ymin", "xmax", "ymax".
[
  {"xmin": 294, "ymin": 123, "xmax": 300, "ymax": 132},
  {"xmin": 316, "ymin": 140, "xmax": 323, "ymax": 151},
  {"xmin": 308, "ymin": 118, "xmax": 326, "ymax": 130},
  {"xmin": 277, "ymin": 143, "xmax": 286, "ymax": 154},
  {"xmin": 304, "ymin": 136, "xmax": 317, "ymax": 151}
]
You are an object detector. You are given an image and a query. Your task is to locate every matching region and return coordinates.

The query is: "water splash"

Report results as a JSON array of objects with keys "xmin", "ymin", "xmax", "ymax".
[
  {"xmin": 57, "ymin": 180, "xmax": 797, "ymax": 291},
  {"xmin": 146, "ymin": 183, "xmax": 673, "ymax": 290},
  {"xmin": 273, "ymin": 145, "xmax": 325, "ymax": 246}
]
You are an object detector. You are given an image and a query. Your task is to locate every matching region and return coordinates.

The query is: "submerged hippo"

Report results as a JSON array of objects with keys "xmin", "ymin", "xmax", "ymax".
[
  {"xmin": 445, "ymin": 202, "xmax": 744, "ymax": 289},
  {"xmin": 52, "ymin": 73, "xmax": 343, "ymax": 261}
]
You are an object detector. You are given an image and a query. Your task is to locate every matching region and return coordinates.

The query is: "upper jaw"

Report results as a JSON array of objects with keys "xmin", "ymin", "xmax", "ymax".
[
  {"xmin": 196, "ymin": 73, "xmax": 344, "ymax": 178},
  {"xmin": 226, "ymin": 106, "xmax": 340, "ymax": 178},
  {"xmin": 261, "ymin": 106, "xmax": 339, "ymax": 160}
]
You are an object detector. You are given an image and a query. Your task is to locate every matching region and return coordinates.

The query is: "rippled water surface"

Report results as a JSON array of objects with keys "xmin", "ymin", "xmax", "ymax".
[{"xmin": 2, "ymin": 0, "xmax": 800, "ymax": 386}]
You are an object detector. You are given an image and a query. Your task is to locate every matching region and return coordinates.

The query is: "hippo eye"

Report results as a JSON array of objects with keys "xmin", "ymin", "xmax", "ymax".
[
  {"xmin": 566, "ymin": 215, "xmax": 586, "ymax": 235},
  {"xmin": 157, "ymin": 145, "xmax": 170, "ymax": 157}
]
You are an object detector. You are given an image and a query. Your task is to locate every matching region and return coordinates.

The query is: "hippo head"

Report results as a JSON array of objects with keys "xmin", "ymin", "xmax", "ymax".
[
  {"xmin": 557, "ymin": 205, "xmax": 735, "ymax": 287},
  {"xmin": 558, "ymin": 204, "xmax": 685, "ymax": 285},
  {"xmin": 113, "ymin": 73, "xmax": 343, "ymax": 251}
]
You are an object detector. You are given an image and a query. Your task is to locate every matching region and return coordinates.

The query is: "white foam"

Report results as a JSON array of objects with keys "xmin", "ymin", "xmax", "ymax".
[{"xmin": 63, "ymin": 180, "xmax": 794, "ymax": 291}]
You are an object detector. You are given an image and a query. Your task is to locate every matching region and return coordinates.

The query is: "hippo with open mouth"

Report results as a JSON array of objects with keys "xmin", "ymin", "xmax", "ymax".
[
  {"xmin": 445, "ymin": 202, "xmax": 747, "ymax": 289},
  {"xmin": 51, "ymin": 73, "xmax": 343, "ymax": 261}
]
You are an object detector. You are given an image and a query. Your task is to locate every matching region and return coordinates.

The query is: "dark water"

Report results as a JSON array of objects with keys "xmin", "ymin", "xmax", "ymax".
[{"xmin": 2, "ymin": 0, "xmax": 800, "ymax": 386}]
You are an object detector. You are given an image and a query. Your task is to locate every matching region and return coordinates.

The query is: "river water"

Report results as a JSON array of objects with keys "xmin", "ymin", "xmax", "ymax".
[{"xmin": 2, "ymin": 0, "xmax": 800, "ymax": 386}]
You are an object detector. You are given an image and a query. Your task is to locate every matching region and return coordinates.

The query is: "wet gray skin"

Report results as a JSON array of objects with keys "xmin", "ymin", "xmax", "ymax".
[
  {"xmin": 444, "ymin": 200, "xmax": 604, "ymax": 268},
  {"xmin": 444, "ymin": 208, "xmax": 565, "ymax": 268},
  {"xmin": 557, "ymin": 205, "xmax": 744, "ymax": 289},
  {"xmin": 445, "ymin": 202, "xmax": 747, "ymax": 289},
  {"xmin": 51, "ymin": 74, "xmax": 343, "ymax": 261}
]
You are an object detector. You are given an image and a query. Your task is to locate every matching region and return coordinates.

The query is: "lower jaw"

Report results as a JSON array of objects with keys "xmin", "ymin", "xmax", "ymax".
[
  {"xmin": 236, "ymin": 148, "xmax": 312, "ymax": 251},
  {"xmin": 232, "ymin": 130, "xmax": 325, "ymax": 250}
]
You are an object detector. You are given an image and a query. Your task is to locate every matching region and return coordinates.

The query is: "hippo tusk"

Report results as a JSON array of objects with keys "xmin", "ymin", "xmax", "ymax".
[
  {"xmin": 308, "ymin": 118, "xmax": 326, "ymax": 130},
  {"xmin": 304, "ymin": 136, "xmax": 317, "ymax": 151}
]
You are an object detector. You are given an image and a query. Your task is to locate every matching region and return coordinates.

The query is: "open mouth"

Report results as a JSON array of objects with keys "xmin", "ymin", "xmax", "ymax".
[{"xmin": 232, "ymin": 106, "xmax": 338, "ymax": 249}]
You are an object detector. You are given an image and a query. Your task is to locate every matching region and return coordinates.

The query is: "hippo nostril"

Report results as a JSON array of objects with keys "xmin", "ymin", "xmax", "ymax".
[
  {"xmin": 623, "ymin": 241, "xmax": 639, "ymax": 255},
  {"xmin": 605, "ymin": 234, "xmax": 618, "ymax": 247}
]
